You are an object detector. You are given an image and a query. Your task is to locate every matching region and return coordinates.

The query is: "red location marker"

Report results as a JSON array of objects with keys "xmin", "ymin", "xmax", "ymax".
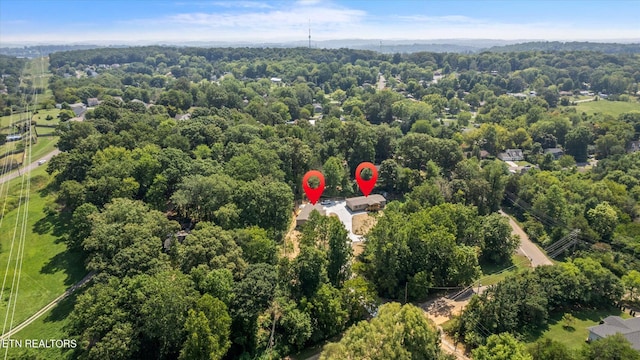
[
  {"xmin": 355, "ymin": 162, "xmax": 378, "ymax": 197},
  {"xmin": 302, "ymin": 170, "xmax": 325, "ymax": 205}
]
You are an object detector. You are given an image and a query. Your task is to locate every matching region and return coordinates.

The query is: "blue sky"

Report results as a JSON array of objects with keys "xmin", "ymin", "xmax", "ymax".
[{"xmin": 1, "ymin": 0, "xmax": 639, "ymax": 44}]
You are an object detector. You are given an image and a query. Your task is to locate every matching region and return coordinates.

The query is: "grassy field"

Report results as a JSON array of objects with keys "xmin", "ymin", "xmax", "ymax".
[
  {"xmin": 0, "ymin": 113, "xmax": 31, "ymax": 129},
  {"xmin": 30, "ymin": 136, "xmax": 58, "ymax": 160},
  {"xmin": 33, "ymin": 109, "xmax": 61, "ymax": 125},
  {"xmin": 24, "ymin": 57, "xmax": 51, "ymax": 92},
  {"xmin": 0, "ymin": 166, "xmax": 85, "ymax": 332},
  {"xmin": 576, "ymin": 99, "xmax": 640, "ymax": 117},
  {"xmin": 524, "ymin": 305, "xmax": 632, "ymax": 350},
  {"xmin": 0, "ymin": 107, "xmax": 59, "ymax": 130},
  {"xmin": 3, "ymin": 291, "xmax": 80, "ymax": 359},
  {"xmin": 479, "ymin": 254, "xmax": 532, "ymax": 286}
]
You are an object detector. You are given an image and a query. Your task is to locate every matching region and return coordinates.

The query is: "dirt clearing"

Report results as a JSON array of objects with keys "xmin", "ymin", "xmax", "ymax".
[{"xmin": 352, "ymin": 212, "xmax": 380, "ymax": 235}]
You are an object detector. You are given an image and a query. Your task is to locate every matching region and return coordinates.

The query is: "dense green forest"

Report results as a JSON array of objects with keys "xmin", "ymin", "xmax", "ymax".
[
  {"xmin": 2, "ymin": 45, "xmax": 640, "ymax": 359},
  {"xmin": 487, "ymin": 41, "xmax": 640, "ymax": 54}
]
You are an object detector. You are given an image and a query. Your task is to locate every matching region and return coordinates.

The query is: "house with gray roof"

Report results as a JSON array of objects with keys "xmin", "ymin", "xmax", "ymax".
[
  {"xmin": 544, "ymin": 147, "xmax": 564, "ymax": 159},
  {"xmin": 296, "ymin": 203, "xmax": 326, "ymax": 228},
  {"xmin": 587, "ymin": 316, "xmax": 640, "ymax": 350},
  {"xmin": 345, "ymin": 194, "xmax": 386, "ymax": 212},
  {"xmin": 69, "ymin": 103, "xmax": 87, "ymax": 117},
  {"xmin": 497, "ymin": 149, "xmax": 524, "ymax": 161}
]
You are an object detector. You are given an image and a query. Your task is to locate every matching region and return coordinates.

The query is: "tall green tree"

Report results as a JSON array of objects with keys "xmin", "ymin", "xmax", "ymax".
[
  {"xmin": 480, "ymin": 214, "xmax": 520, "ymax": 264},
  {"xmin": 83, "ymin": 198, "xmax": 179, "ymax": 278},
  {"xmin": 581, "ymin": 333, "xmax": 640, "ymax": 360},
  {"xmin": 564, "ymin": 126, "xmax": 591, "ymax": 163},
  {"xmin": 323, "ymin": 156, "xmax": 348, "ymax": 196},
  {"xmin": 472, "ymin": 333, "xmax": 533, "ymax": 360},
  {"xmin": 320, "ymin": 303, "xmax": 444, "ymax": 360},
  {"xmin": 586, "ymin": 201, "xmax": 618, "ymax": 241}
]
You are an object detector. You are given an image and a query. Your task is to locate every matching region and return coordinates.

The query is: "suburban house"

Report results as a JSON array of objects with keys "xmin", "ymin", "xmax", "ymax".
[
  {"xmin": 313, "ymin": 103, "xmax": 323, "ymax": 114},
  {"xmin": 296, "ymin": 203, "xmax": 326, "ymax": 227},
  {"xmin": 509, "ymin": 164, "xmax": 537, "ymax": 175},
  {"xmin": 465, "ymin": 150, "xmax": 490, "ymax": 160},
  {"xmin": 174, "ymin": 113, "xmax": 191, "ymax": 121},
  {"xmin": 628, "ymin": 140, "xmax": 640, "ymax": 153},
  {"xmin": 270, "ymin": 77, "xmax": 283, "ymax": 86},
  {"xmin": 544, "ymin": 147, "xmax": 564, "ymax": 159},
  {"xmin": 587, "ymin": 316, "xmax": 640, "ymax": 350},
  {"xmin": 498, "ymin": 149, "xmax": 524, "ymax": 161},
  {"xmin": 346, "ymin": 194, "xmax": 387, "ymax": 212},
  {"xmin": 69, "ymin": 103, "xmax": 87, "ymax": 117},
  {"xmin": 87, "ymin": 97, "xmax": 99, "ymax": 107}
]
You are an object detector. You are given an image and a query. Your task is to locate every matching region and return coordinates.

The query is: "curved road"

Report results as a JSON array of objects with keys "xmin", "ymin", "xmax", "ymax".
[
  {"xmin": 0, "ymin": 149, "xmax": 60, "ymax": 185},
  {"xmin": 499, "ymin": 210, "xmax": 553, "ymax": 267}
]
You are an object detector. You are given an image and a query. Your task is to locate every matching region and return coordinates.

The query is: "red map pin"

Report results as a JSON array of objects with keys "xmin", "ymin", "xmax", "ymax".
[
  {"xmin": 302, "ymin": 170, "xmax": 325, "ymax": 205},
  {"xmin": 355, "ymin": 162, "xmax": 378, "ymax": 197}
]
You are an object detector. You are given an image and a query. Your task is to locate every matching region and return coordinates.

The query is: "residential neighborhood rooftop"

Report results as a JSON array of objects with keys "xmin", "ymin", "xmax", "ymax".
[{"xmin": 588, "ymin": 316, "xmax": 640, "ymax": 350}]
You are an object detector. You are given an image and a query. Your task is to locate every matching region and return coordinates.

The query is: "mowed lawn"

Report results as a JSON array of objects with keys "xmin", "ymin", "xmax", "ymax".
[
  {"xmin": 0, "ymin": 166, "xmax": 85, "ymax": 331},
  {"xmin": 33, "ymin": 109, "xmax": 61, "ymax": 125},
  {"xmin": 480, "ymin": 253, "xmax": 532, "ymax": 286},
  {"xmin": 4, "ymin": 291, "xmax": 80, "ymax": 359},
  {"xmin": 576, "ymin": 99, "xmax": 640, "ymax": 117},
  {"xmin": 0, "ymin": 113, "xmax": 31, "ymax": 129},
  {"xmin": 524, "ymin": 305, "xmax": 632, "ymax": 350}
]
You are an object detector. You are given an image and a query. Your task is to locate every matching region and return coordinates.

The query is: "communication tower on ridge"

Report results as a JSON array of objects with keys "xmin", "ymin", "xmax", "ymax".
[{"xmin": 308, "ymin": 19, "xmax": 311, "ymax": 48}]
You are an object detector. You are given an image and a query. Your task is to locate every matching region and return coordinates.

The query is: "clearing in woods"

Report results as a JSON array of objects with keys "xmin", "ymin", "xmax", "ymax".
[
  {"xmin": 352, "ymin": 212, "xmax": 380, "ymax": 236},
  {"xmin": 576, "ymin": 99, "xmax": 640, "ymax": 117}
]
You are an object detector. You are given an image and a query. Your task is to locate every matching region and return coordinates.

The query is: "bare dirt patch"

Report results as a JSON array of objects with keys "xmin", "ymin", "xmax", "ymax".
[
  {"xmin": 283, "ymin": 229, "xmax": 301, "ymax": 260},
  {"xmin": 352, "ymin": 212, "xmax": 380, "ymax": 235},
  {"xmin": 281, "ymin": 211, "xmax": 301, "ymax": 260},
  {"xmin": 352, "ymin": 242, "xmax": 365, "ymax": 257},
  {"xmin": 421, "ymin": 297, "xmax": 471, "ymax": 326}
]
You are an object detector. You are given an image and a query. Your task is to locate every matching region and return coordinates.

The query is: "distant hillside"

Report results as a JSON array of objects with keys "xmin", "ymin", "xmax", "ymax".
[
  {"xmin": 5, "ymin": 40, "xmax": 640, "ymax": 57},
  {"xmin": 487, "ymin": 41, "xmax": 640, "ymax": 53},
  {"xmin": 344, "ymin": 43, "xmax": 480, "ymax": 53},
  {"xmin": 0, "ymin": 45, "xmax": 121, "ymax": 58}
]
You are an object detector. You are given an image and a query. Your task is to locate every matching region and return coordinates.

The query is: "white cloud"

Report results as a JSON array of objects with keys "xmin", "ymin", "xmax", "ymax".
[
  {"xmin": 211, "ymin": 1, "xmax": 273, "ymax": 9},
  {"xmin": 393, "ymin": 15, "xmax": 481, "ymax": 24},
  {"xmin": 297, "ymin": 0, "xmax": 323, "ymax": 5},
  {"xmin": 1, "ymin": 1, "xmax": 638, "ymax": 44}
]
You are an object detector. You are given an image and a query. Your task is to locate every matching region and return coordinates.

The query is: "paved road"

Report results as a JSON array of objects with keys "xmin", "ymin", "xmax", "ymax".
[
  {"xmin": 0, "ymin": 271, "xmax": 94, "ymax": 339},
  {"xmin": 0, "ymin": 149, "xmax": 60, "ymax": 185},
  {"xmin": 499, "ymin": 210, "xmax": 553, "ymax": 267}
]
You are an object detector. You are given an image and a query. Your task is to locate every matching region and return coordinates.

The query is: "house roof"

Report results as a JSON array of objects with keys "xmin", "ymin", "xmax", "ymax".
[
  {"xmin": 297, "ymin": 203, "xmax": 325, "ymax": 221},
  {"xmin": 589, "ymin": 316, "xmax": 640, "ymax": 349},
  {"xmin": 498, "ymin": 149, "xmax": 524, "ymax": 160},
  {"xmin": 544, "ymin": 148, "xmax": 564, "ymax": 154},
  {"xmin": 346, "ymin": 194, "xmax": 386, "ymax": 208}
]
